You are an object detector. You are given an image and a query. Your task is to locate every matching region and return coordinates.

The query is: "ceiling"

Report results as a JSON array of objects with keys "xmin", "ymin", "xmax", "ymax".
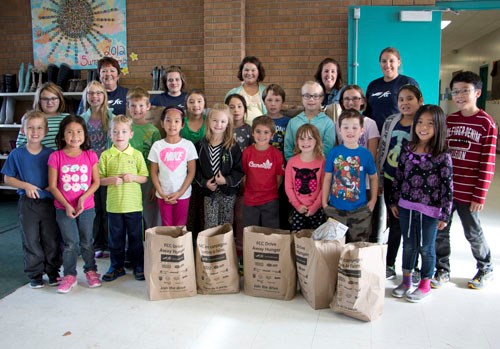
[{"xmin": 441, "ymin": 9, "xmax": 500, "ymax": 57}]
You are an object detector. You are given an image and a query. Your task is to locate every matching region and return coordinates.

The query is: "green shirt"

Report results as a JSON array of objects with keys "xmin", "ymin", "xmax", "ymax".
[
  {"xmin": 130, "ymin": 123, "xmax": 161, "ymax": 165},
  {"xmin": 99, "ymin": 144, "xmax": 149, "ymax": 213},
  {"xmin": 180, "ymin": 116, "xmax": 206, "ymax": 144},
  {"xmin": 16, "ymin": 113, "xmax": 69, "ymax": 150}
]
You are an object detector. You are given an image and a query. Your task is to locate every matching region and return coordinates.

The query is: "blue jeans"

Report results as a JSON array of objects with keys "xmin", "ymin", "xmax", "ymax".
[
  {"xmin": 435, "ymin": 202, "xmax": 492, "ymax": 273},
  {"xmin": 56, "ymin": 208, "xmax": 96, "ymax": 276},
  {"xmin": 399, "ymin": 207, "xmax": 438, "ymax": 279},
  {"xmin": 108, "ymin": 212, "xmax": 144, "ymax": 270}
]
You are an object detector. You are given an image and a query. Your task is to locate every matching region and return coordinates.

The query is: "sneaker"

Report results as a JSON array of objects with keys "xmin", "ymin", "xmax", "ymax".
[
  {"xmin": 29, "ymin": 276, "xmax": 45, "ymax": 289},
  {"xmin": 412, "ymin": 268, "xmax": 421, "ymax": 286},
  {"xmin": 48, "ymin": 272, "xmax": 60, "ymax": 286},
  {"xmin": 133, "ymin": 267, "xmax": 145, "ymax": 281},
  {"xmin": 430, "ymin": 269, "xmax": 450, "ymax": 289},
  {"xmin": 467, "ymin": 269, "xmax": 493, "ymax": 290},
  {"xmin": 391, "ymin": 283, "xmax": 412, "ymax": 298},
  {"xmin": 406, "ymin": 288, "xmax": 432, "ymax": 303},
  {"xmin": 57, "ymin": 275, "xmax": 77, "ymax": 294},
  {"xmin": 94, "ymin": 250, "xmax": 110, "ymax": 259},
  {"xmin": 386, "ymin": 265, "xmax": 396, "ymax": 280},
  {"xmin": 102, "ymin": 268, "xmax": 126, "ymax": 282},
  {"xmin": 86, "ymin": 270, "xmax": 102, "ymax": 288},
  {"xmin": 124, "ymin": 260, "xmax": 132, "ymax": 269}
]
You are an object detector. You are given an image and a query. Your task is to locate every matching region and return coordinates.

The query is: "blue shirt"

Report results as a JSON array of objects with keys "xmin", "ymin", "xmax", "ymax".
[
  {"xmin": 270, "ymin": 115, "xmax": 290, "ymax": 154},
  {"xmin": 325, "ymin": 145, "xmax": 376, "ymax": 210},
  {"xmin": 1, "ymin": 146, "xmax": 54, "ymax": 199}
]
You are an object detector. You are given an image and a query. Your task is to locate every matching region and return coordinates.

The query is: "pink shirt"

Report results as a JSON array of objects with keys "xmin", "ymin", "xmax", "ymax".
[{"xmin": 48, "ymin": 149, "xmax": 98, "ymax": 210}]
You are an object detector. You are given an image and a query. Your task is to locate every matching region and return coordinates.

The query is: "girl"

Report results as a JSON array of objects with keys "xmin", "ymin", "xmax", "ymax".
[
  {"xmin": 48, "ymin": 115, "xmax": 100, "ymax": 294},
  {"xmin": 148, "ymin": 106, "xmax": 198, "ymax": 226},
  {"xmin": 195, "ymin": 104, "xmax": 244, "ymax": 229},
  {"xmin": 16, "ymin": 82, "xmax": 69, "ymax": 150},
  {"xmin": 377, "ymin": 84, "xmax": 423, "ymax": 281},
  {"xmin": 151, "ymin": 65, "xmax": 187, "ymax": 109},
  {"xmin": 389, "ymin": 105, "xmax": 453, "ymax": 302},
  {"xmin": 225, "ymin": 94, "xmax": 253, "ymax": 151},
  {"xmin": 225, "ymin": 56, "xmax": 267, "ymax": 124},
  {"xmin": 285, "ymin": 124, "xmax": 326, "ymax": 232},
  {"xmin": 180, "ymin": 89, "xmax": 208, "ymax": 144},
  {"xmin": 81, "ymin": 80, "xmax": 115, "ymax": 258},
  {"xmin": 365, "ymin": 47, "xmax": 419, "ymax": 132}
]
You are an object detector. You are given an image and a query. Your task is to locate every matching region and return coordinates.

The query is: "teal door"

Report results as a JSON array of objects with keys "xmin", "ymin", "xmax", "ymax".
[{"xmin": 347, "ymin": 6, "xmax": 442, "ymax": 104}]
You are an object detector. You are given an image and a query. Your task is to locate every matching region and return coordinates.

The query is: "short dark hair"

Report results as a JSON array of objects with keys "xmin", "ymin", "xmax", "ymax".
[
  {"xmin": 339, "ymin": 84, "xmax": 366, "ymax": 112},
  {"xmin": 97, "ymin": 56, "xmax": 121, "ymax": 75},
  {"xmin": 225, "ymin": 93, "xmax": 248, "ymax": 115},
  {"xmin": 252, "ymin": 115, "xmax": 275, "ymax": 134},
  {"xmin": 55, "ymin": 115, "xmax": 91, "ymax": 150},
  {"xmin": 338, "ymin": 109, "xmax": 364, "ymax": 128},
  {"xmin": 237, "ymin": 56, "xmax": 265, "ymax": 82},
  {"xmin": 262, "ymin": 84, "xmax": 286, "ymax": 102},
  {"xmin": 449, "ymin": 71, "xmax": 482, "ymax": 90},
  {"xmin": 162, "ymin": 65, "xmax": 187, "ymax": 92}
]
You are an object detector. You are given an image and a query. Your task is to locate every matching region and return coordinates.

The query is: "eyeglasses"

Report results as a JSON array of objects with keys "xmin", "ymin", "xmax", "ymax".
[
  {"xmin": 343, "ymin": 96, "xmax": 362, "ymax": 102},
  {"xmin": 451, "ymin": 88, "xmax": 473, "ymax": 96},
  {"xmin": 40, "ymin": 97, "xmax": 59, "ymax": 103},
  {"xmin": 302, "ymin": 94, "xmax": 323, "ymax": 100},
  {"xmin": 87, "ymin": 91, "xmax": 105, "ymax": 96}
]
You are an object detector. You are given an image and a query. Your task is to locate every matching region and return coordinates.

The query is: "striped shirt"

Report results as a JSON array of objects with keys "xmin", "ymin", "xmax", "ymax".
[
  {"xmin": 16, "ymin": 113, "xmax": 69, "ymax": 150},
  {"xmin": 98, "ymin": 144, "xmax": 149, "ymax": 213},
  {"xmin": 446, "ymin": 109, "xmax": 497, "ymax": 205}
]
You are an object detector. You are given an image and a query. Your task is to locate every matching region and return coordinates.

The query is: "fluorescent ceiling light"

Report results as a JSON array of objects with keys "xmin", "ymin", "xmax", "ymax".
[{"xmin": 441, "ymin": 20, "xmax": 451, "ymax": 30}]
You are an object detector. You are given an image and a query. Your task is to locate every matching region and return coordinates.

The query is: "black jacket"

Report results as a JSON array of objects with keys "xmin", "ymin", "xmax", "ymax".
[{"xmin": 195, "ymin": 139, "xmax": 244, "ymax": 196}]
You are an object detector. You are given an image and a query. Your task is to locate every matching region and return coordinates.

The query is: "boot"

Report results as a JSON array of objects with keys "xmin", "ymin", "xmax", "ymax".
[
  {"xmin": 24, "ymin": 63, "xmax": 33, "ymax": 93},
  {"xmin": 75, "ymin": 79, "xmax": 86, "ymax": 92},
  {"xmin": 47, "ymin": 64, "xmax": 59, "ymax": 84},
  {"xmin": 37, "ymin": 69, "xmax": 44, "ymax": 90},
  {"xmin": 159, "ymin": 66, "xmax": 165, "ymax": 90},
  {"xmin": 56, "ymin": 63, "xmax": 73, "ymax": 91},
  {"xmin": 151, "ymin": 67, "xmax": 158, "ymax": 91},
  {"xmin": 68, "ymin": 79, "xmax": 77, "ymax": 92},
  {"xmin": 18, "ymin": 63, "xmax": 25, "ymax": 93},
  {"xmin": 4, "ymin": 74, "xmax": 17, "ymax": 93},
  {"xmin": 0, "ymin": 98, "xmax": 6, "ymax": 124},
  {"xmin": 30, "ymin": 69, "xmax": 37, "ymax": 92},
  {"xmin": 5, "ymin": 97, "xmax": 15, "ymax": 124}
]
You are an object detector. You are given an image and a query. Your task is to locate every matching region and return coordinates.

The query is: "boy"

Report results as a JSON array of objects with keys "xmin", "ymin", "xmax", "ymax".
[
  {"xmin": 263, "ymin": 84, "xmax": 290, "ymax": 154},
  {"xmin": 284, "ymin": 81, "xmax": 335, "ymax": 161},
  {"xmin": 322, "ymin": 109, "xmax": 378, "ymax": 242},
  {"xmin": 1, "ymin": 111, "xmax": 60, "ymax": 288},
  {"xmin": 127, "ymin": 87, "xmax": 162, "ymax": 230},
  {"xmin": 242, "ymin": 115, "xmax": 285, "ymax": 228},
  {"xmin": 433, "ymin": 71, "xmax": 497, "ymax": 290},
  {"xmin": 99, "ymin": 114, "xmax": 149, "ymax": 281}
]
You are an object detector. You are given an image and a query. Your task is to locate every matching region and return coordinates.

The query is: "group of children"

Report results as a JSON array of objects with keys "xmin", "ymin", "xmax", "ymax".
[{"xmin": 1, "ymin": 69, "xmax": 495, "ymax": 304}]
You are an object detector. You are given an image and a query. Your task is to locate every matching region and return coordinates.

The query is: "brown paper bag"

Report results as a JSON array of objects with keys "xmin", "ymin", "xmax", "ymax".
[
  {"xmin": 294, "ymin": 230, "xmax": 345, "ymax": 309},
  {"xmin": 331, "ymin": 242, "xmax": 387, "ymax": 321},
  {"xmin": 195, "ymin": 223, "xmax": 240, "ymax": 294},
  {"xmin": 144, "ymin": 226, "xmax": 197, "ymax": 301},
  {"xmin": 243, "ymin": 226, "xmax": 295, "ymax": 300}
]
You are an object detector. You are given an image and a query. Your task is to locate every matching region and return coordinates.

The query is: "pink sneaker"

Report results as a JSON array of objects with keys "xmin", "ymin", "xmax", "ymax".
[
  {"xmin": 57, "ymin": 275, "xmax": 77, "ymax": 294},
  {"xmin": 86, "ymin": 270, "xmax": 102, "ymax": 288}
]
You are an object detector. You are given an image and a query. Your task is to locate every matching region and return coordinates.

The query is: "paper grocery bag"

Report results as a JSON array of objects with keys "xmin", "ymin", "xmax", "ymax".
[
  {"xmin": 243, "ymin": 226, "xmax": 295, "ymax": 300},
  {"xmin": 294, "ymin": 230, "xmax": 345, "ymax": 309},
  {"xmin": 195, "ymin": 223, "xmax": 240, "ymax": 294},
  {"xmin": 331, "ymin": 242, "xmax": 387, "ymax": 321},
  {"xmin": 144, "ymin": 226, "xmax": 197, "ymax": 301}
]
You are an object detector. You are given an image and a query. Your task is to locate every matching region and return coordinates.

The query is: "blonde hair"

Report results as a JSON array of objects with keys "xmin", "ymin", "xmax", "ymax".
[
  {"xmin": 293, "ymin": 124, "xmax": 324, "ymax": 159},
  {"xmin": 126, "ymin": 86, "xmax": 150, "ymax": 103},
  {"xmin": 21, "ymin": 110, "xmax": 48, "ymax": 132},
  {"xmin": 83, "ymin": 81, "xmax": 110, "ymax": 132},
  {"xmin": 204, "ymin": 104, "xmax": 235, "ymax": 150},
  {"xmin": 110, "ymin": 114, "xmax": 133, "ymax": 130}
]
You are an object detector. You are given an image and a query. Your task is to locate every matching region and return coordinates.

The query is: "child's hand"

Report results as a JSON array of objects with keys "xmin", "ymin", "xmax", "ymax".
[
  {"xmin": 110, "ymin": 176, "xmax": 123, "ymax": 186},
  {"xmin": 122, "ymin": 173, "xmax": 135, "ymax": 183},
  {"xmin": 24, "ymin": 184, "xmax": 41, "ymax": 199},
  {"xmin": 166, "ymin": 191, "xmax": 181, "ymax": 204},
  {"xmin": 367, "ymin": 199, "xmax": 377, "ymax": 212},
  {"xmin": 390, "ymin": 206, "xmax": 399, "ymax": 218},
  {"xmin": 298, "ymin": 205, "xmax": 308, "ymax": 214},
  {"xmin": 215, "ymin": 171, "xmax": 226, "ymax": 185},
  {"xmin": 470, "ymin": 202, "xmax": 484, "ymax": 212},
  {"xmin": 65, "ymin": 205, "xmax": 78, "ymax": 218},
  {"xmin": 206, "ymin": 177, "xmax": 217, "ymax": 191},
  {"xmin": 437, "ymin": 220, "xmax": 447, "ymax": 230},
  {"xmin": 75, "ymin": 197, "xmax": 85, "ymax": 216}
]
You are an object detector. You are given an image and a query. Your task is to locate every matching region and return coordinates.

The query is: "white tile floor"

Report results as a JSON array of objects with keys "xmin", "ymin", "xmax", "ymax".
[{"xmin": 1, "ymin": 177, "xmax": 499, "ymax": 349}]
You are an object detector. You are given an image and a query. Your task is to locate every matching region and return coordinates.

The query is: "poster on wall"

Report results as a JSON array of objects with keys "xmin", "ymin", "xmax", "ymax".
[{"xmin": 30, "ymin": 0, "xmax": 128, "ymax": 70}]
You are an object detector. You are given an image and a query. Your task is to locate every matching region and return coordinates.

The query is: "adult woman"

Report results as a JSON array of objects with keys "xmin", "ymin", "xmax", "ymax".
[
  {"xmin": 365, "ymin": 47, "xmax": 419, "ymax": 132},
  {"xmin": 314, "ymin": 57, "xmax": 344, "ymax": 107},
  {"xmin": 151, "ymin": 65, "xmax": 187, "ymax": 109},
  {"xmin": 225, "ymin": 56, "xmax": 267, "ymax": 124}
]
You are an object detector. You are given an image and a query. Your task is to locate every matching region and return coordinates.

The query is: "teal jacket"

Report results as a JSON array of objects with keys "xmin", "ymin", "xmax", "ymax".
[
  {"xmin": 225, "ymin": 83, "xmax": 267, "ymax": 115},
  {"xmin": 284, "ymin": 111, "xmax": 335, "ymax": 161}
]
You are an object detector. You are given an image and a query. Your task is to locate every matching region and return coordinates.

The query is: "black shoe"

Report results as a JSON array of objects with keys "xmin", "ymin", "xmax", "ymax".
[
  {"xmin": 30, "ymin": 275, "xmax": 45, "ymax": 289},
  {"xmin": 467, "ymin": 269, "xmax": 493, "ymax": 290},
  {"xmin": 124, "ymin": 260, "xmax": 132, "ymax": 270},
  {"xmin": 102, "ymin": 268, "xmax": 126, "ymax": 282},
  {"xmin": 48, "ymin": 272, "xmax": 60, "ymax": 286},
  {"xmin": 386, "ymin": 265, "xmax": 396, "ymax": 280},
  {"xmin": 134, "ymin": 267, "xmax": 145, "ymax": 281}
]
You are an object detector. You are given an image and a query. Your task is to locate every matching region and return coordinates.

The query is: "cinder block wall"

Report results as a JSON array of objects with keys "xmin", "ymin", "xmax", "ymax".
[{"xmin": 0, "ymin": 0, "xmax": 435, "ymax": 106}]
